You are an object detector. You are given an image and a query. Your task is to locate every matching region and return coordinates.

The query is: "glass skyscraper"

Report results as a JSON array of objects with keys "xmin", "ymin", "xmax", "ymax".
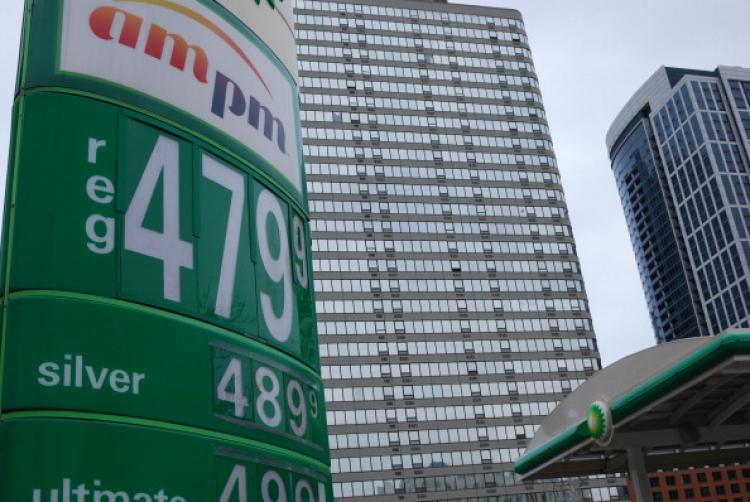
[
  {"xmin": 296, "ymin": 0, "xmax": 624, "ymax": 500},
  {"xmin": 607, "ymin": 66, "xmax": 750, "ymax": 343}
]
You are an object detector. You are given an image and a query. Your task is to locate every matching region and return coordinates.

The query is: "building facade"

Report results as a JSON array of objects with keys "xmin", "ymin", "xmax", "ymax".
[
  {"xmin": 627, "ymin": 464, "xmax": 750, "ymax": 502},
  {"xmin": 607, "ymin": 66, "xmax": 750, "ymax": 343},
  {"xmin": 296, "ymin": 0, "xmax": 624, "ymax": 500}
]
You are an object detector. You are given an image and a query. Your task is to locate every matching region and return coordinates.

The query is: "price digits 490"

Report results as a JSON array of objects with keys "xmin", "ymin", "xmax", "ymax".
[{"xmin": 219, "ymin": 462, "xmax": 329, "ymax": 502}]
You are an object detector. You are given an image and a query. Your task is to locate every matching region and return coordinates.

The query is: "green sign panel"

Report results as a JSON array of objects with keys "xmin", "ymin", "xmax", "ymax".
[
  {"xmin": 2, "ymin": 293, "xmax": 328, "ymax": 462},
  {"xmin": 8, "ymin": 91, "xmax": 319, "ymax": 369},
  {"xmin": 2, "ymin": 0, "xmax": 329, "ymax": 497},
  {"xmin": 0, "ymin": 418, "xmax": 333, "ymax": 501},
  {"xmin": 21, "ymin": 0, "xmax": 306, "ymax": 204}
]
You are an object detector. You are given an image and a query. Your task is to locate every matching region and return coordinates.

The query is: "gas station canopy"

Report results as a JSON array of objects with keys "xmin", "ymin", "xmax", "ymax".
[{"xmin": 515, "ymin": 330, "xmax": 750, "ymax": 496}]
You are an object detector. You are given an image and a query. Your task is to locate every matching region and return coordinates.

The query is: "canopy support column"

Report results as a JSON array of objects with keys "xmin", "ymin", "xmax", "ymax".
[{"xmin": 627, "ymin": 447, "xmax": 653, "ymax": 502}]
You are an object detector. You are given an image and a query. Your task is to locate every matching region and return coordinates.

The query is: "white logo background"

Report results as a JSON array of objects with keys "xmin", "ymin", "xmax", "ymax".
[{"xmin": 60, "ymin": 0, "xmax": 301, "ymax": 194}]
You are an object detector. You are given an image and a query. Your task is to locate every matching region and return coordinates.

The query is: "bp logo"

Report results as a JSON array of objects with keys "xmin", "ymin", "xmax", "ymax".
[{"xmin": 587, "ymin": 400, "xmax": 613, "ymax": 446}]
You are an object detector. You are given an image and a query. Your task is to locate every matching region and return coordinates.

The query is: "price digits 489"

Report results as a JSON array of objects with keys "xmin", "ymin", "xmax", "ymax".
[{"xmin": 213, "ymin": 347, "xmax": 323, "ymax": 446}]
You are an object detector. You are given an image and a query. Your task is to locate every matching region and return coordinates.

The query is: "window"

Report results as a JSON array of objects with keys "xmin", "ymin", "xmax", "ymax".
[{"xmin": 392, "ymin": 455, "xmax": 402, "ymax": 469}]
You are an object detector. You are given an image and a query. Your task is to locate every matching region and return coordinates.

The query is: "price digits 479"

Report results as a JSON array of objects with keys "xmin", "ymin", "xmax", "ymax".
[{"xmin": 84, "ymin": 131, "xmax": 310, "ymax": 352}]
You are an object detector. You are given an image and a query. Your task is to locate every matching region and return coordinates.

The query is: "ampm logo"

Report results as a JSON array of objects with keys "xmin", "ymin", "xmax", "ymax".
[
  {"xmin": 84, "ymin": 0, "xmax": 288, "ymax": 156},
  {"xmin": 89, "ymin": 4, "xmax": 211, "ymax": 84}
]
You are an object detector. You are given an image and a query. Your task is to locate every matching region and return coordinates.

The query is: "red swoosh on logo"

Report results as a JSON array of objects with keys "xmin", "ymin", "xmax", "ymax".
[{"xmin": 116, "ymin": 0, "xmax": 272, "ymax": 96}]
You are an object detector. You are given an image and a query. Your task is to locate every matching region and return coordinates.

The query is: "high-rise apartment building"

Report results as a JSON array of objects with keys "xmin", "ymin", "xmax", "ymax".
[
  {"xmin": 607, "ymin": 66, "xmax": 750, "ymax": 343},
  {"xmin": 295, "ymin": 1, "xmax": 624, "ymax": 500}
]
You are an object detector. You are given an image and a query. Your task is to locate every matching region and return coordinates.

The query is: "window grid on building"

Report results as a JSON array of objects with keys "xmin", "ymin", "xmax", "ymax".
[
  {"xmin": 608, "ymin": 66, "xmax": 750, "ymax": 344},
  {"xmin": 296, "ymin": 0, "xmax": 625, "ymax": 500}
]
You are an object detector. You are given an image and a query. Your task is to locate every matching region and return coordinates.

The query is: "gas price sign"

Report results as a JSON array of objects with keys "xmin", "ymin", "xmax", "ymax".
[
  {"xmin": 2, "ymin": 292, "xmax": 329, "ymax": 462},
  {"xmin": 0, "ymin": 418, "xmax": 333, "ymax": 502},
  {"xmin": 8, "ymin": 92, "xmax": 318, "ymax": 368},
  {"xmin": 23, "ymin": 0, "xmax": 306, "ymax": 200},
  {"xmin": 0, "ymin": 0, "xmax": 330, "ymax": 498}
]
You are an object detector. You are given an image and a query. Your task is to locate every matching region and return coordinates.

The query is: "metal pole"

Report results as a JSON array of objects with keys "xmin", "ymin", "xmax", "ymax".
[{"xmin": 626, "ymin": 447, "xmax": 653, "ymax": 502}]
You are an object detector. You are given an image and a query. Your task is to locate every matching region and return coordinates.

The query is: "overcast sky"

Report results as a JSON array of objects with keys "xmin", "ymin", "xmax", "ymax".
[
  {"xmin": 2, "ymin": 0, "xmax": 750, "ymax": 365},
  {"xmin": 463, "ymin": 0, "xmax": 750, "ymax": 364}
]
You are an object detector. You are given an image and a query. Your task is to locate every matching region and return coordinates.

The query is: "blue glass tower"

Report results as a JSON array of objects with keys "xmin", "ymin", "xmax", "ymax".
[{"xmin": 607, "ymin": 66, "xmax": 750, "ymax": 343}]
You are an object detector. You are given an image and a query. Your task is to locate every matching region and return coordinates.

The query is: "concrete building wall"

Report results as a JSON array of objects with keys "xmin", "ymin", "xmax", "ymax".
[{"xmin": 296, "ymin": 1, "xmax": 626, "ymax": 499}]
